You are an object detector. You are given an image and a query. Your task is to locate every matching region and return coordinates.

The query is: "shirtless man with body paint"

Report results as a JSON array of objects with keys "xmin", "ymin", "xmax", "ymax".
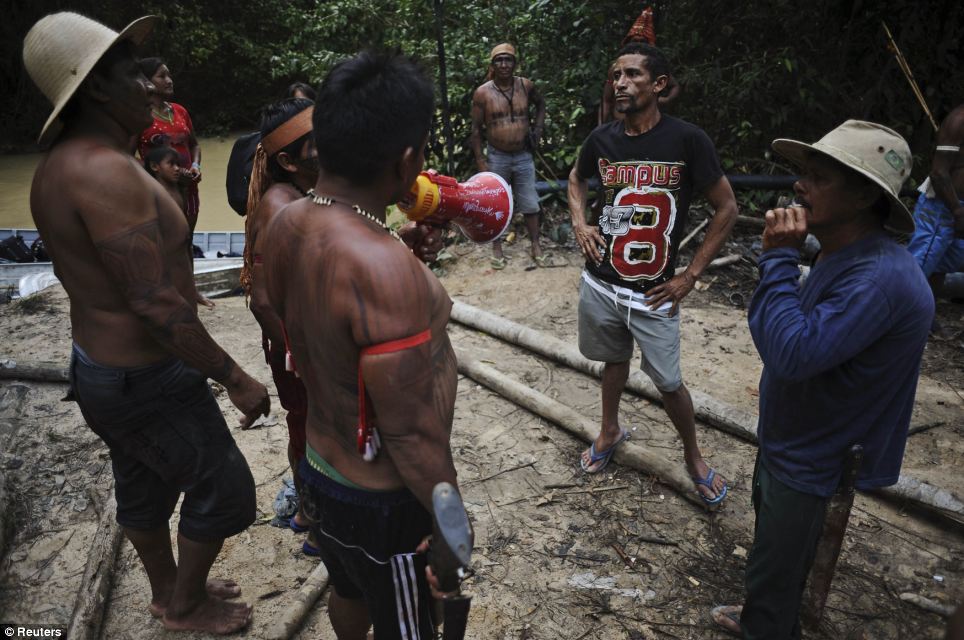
[{"xmin": 262, "ymin": 51, "xmax": 459, "ymax": 640}]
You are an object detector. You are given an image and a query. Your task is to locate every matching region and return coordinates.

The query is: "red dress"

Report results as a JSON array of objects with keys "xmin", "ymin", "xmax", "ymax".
[{"xmin": 138, "ymin": 102, "xmax": 200, "ymax": 228}]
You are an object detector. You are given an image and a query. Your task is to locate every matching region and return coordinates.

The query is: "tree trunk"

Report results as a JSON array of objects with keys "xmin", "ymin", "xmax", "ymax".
[
  {"xmin": 67, "ymin": 492, "xmax": 123, "ymax": 640},
  {"xmin": 0, "ymin": 358, "xmax": 69, "ymax": 383},
  {"xmin": 264, "ymin": 561, "xmax": 330, "ymax": 640},
  {"xmin": 449, "ymin": 301, "xmax": 964, "ymax": 526},
  {"xmin": 0, "ymin": 384, "xmax": 30, "ymax": 559},
  {"xmin": 455, "ymin": 349, "xmax": 706, "ymax": 509},
  {"xmin": 450, "ymin": 301, "xmax": 758, "ymax": 441}
]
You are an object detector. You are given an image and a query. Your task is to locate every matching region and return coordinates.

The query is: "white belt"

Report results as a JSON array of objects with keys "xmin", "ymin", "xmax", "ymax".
[{"xmin": 581, "ymin": 270, "xmax": 673, "ymax": 322}]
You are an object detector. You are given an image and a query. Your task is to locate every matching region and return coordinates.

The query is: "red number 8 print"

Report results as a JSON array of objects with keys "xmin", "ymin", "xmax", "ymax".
[{"xmin": 609, "ymin": 189, "xmax": 677, "ymax": 280}]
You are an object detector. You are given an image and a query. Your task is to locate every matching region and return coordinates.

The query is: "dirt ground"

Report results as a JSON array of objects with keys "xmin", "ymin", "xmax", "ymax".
[{"xmin": 1, "ymin": 213, "xmax": 962, "ymax": 639}]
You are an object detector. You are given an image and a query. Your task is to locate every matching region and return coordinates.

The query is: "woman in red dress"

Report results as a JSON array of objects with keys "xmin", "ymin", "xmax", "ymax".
[{"xmin": 137, "ymin": 58, "xmax": 202, "ymax": 230}]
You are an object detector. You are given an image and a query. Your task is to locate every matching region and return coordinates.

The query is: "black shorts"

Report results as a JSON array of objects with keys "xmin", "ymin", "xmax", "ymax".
[
  {"xmin": 70, "ymin": 344, "xmax": 256, "ymax": 542},
  {"xmin": 299, "ymin": 460, "xmax": 436, "ymax": 639}
]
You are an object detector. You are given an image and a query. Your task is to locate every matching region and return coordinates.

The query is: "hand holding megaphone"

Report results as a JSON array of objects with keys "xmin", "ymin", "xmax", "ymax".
[
  {"xmin": 398, "ymin": 222, "xmax": 445, "ymax": 263},
  {"xmin": 397, "ymin": 170, "xmax": 513, "ymax": 244}
]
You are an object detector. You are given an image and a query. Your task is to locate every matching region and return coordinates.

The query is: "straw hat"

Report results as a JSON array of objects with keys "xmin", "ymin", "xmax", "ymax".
[
  {"xmin": 23, "ymin": 12, "xmax": 158, "ymax": 146},
  {"xmin": 772, "ymin": 120, "xmax": 914, "ymax": 233}
]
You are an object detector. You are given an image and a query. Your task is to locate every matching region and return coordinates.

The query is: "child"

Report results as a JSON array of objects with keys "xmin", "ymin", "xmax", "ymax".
[
  {"xmin": 144, "ymin": 146, "xmax": 215, "ymax": 308},
  {"xmin": 144, "ymin": 146, "xmax": 186, "ymax": 214}
]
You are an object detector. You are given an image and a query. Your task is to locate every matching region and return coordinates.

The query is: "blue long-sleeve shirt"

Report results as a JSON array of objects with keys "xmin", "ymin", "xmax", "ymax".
[{"xmin": 748, "ymin": 233, "xmax": 934, "ymax": 498}]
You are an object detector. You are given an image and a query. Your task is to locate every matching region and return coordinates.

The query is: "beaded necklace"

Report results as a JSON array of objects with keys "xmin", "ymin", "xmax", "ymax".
[
  {"xmin": 152, "ymin": 102, "xmax": 174, "ymax": 124},
  {"xmin": 307, "ymin": 189, "xmax": 403, "ymax": 243}
]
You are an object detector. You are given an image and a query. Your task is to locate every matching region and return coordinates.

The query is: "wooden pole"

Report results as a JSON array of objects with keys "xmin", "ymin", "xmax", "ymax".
[
  {"xmin": 0, "ymin": 357, "xmax": 69, "ymax": 383},
  {"xmin": 67, "ymin": 492, "xmax": 123, "ymax": 640},
  {"xmin": 450, "ymin": 300, "xmax": 758, "ymax": 441},
  {"xmin": 675, "ymin": 253, "xmax": 740, "ymax": 276},
  {"xmin": 0, "ymin": 384, "xmax": 30, "ymax": 558},
  {"xmin": 678, "ymin": 218, "xmax": 710, "ymax": 251},
  {"xmin": 898, "ymin": 593, "xmax": 956, "ymax": 618},
  {"xmin": 264, "ymin": 561, "xmax": 330, "ymax": 640},
  {"xmin": 449, "ymin": 301, "xmax": 964, "ymax": 526},
  {"xmin": 455, "ymin": 349, "xmax": 706, "ymax": 509},
  {"xmin": 881, "ymin": 21, "xmax": 939, "ymax": 132}
]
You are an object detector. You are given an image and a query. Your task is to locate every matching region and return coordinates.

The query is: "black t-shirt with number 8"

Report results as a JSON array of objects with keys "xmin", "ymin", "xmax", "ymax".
[{"xmin": 575, "ymin": 115, "xmax": 723, "ymax": 293}]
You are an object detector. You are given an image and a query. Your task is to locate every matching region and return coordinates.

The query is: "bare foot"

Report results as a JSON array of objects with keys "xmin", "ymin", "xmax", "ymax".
[
  {"xmin": 148, "ymin": 579, "xmax": 242, "ymax": 617},
  {"xmin": 710, "ymin": 605, "xmax": 742, "ymax": 635},
  {"xmin": 161, "ymin": 596, "xmax": 252, "ymax": 635},
  {"xmin": 688, "ymin": 458, "xmax": 727, "ymax": 502},
  {"xmin": 196, "ymin": 292, "xmax": 216, "ymax": 309}
]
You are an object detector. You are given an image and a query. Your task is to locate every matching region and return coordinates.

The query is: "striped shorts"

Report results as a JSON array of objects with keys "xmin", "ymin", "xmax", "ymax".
[{"xmin": 300, "ymin": 460, "xmax": 436, "ymax": 639}]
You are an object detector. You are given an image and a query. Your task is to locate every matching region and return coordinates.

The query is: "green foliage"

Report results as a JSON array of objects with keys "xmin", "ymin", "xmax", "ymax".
[{"xmin": 4, "ymin": 0, "xmax": 962, "ymax": 187}]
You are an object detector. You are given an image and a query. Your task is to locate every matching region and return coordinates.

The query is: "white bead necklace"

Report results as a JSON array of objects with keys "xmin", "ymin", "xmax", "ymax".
[{"xmin": 307, "ymin": 189, "xmax": 403, "ymax": 244}]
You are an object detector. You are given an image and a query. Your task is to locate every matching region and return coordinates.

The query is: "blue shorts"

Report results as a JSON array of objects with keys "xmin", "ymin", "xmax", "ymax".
[
  {"xmin": 70, "ymin": 344, "xmax": 256, "ymax": 542},
  {"xmin": 486, "ymin": 145, "xmax": 540, "ymax": 215},
  {"xmin": 906, "ymin": 194, "xmax": 964, "ymax": 277}
]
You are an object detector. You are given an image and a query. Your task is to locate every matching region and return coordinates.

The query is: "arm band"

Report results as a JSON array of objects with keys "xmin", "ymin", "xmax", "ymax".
[{"xmin": 935, "ymin": 145, "xmax": 960, "ymax": 153}]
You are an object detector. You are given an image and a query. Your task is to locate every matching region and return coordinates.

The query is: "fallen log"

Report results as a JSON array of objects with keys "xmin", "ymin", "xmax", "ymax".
[
  {"xmin": 449, "ymin": 301, "xmax": 964, "ymax": 526},
  {"xmin": 898, "ymin": 593, "xmax": 955, "ymax": 617},
  {"xmin": 0, "ymin": 384, "xmax": 31, "ymax": 559},
  {"xmin": 883, "ymin": 477, "xmax": 964, "ymax": 527},
  {"xmin": 67, "ymin": 492, "xmax": 123, "ymax": 640},
  {"xmin": 674, "ymin": 253, "xmax": 742, "ymax": 276},
  {"xmin": 264, "ymin": 560, "xmax": 330, "ymax": 640},
  {"xmin": 0, "ymin": 357, "xmax": 69, "ymax": 383},
  {"xmin": 455, "ymin": 349, "xmax": 706, "ymax": 510},
  {"xmin": 678, "ymin": 218, "xmax": 710, "ymax": 251},
  {"xmin": 735, "ymin": 214, "xmax": 766, "ymax": 229},
  {"xmin": 451, "ymin": 300, "xmax": 758, "ymax": 442}
]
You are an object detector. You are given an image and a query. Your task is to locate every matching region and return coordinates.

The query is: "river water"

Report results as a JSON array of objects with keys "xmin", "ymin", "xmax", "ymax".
[{"xmin": 0, "ymin": 136, "xmax": 245, "ymax": 232}]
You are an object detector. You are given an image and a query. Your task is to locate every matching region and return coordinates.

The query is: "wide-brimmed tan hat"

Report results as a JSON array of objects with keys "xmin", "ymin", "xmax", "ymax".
[
  {"xmin": 772, "ymin": 119, "xmax": 914, "ymax": 233},
  {"xmin": 23, "ymin": 12, "xmax": 158, "ymax": 146},
  {"xmin": 490, "ymin": 43, "xmax": 516, "ymax": 62}
]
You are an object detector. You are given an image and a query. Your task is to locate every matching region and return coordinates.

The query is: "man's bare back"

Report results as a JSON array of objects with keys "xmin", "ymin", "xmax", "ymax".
[
  {"xmin": 472, "ymin": 78, "xmax": 538, "ymax": 152},
  {"xmin": 263, "ymin": 200, "xmax": 458, "ymax": 505},
  {"xmin": 32, "ymin": 138, "xmax": 200, "ymax": 368},
  {"xmin": 24, "ymin": 15, "xmax": 268, "ymax": 635}
]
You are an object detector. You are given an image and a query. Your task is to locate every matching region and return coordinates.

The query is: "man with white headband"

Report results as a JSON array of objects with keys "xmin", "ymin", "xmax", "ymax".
[{"xmin": 906, "ymin": 103, "xmax": 964, "ymax": 333}]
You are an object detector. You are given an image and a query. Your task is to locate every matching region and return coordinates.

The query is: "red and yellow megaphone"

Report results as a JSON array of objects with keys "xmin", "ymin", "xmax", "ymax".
[{"xmin": 398, "ymin": 170, "xmax": 513, "ymax": 244}]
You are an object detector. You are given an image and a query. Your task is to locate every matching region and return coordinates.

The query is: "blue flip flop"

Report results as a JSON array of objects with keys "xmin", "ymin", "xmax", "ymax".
[
  {"xmin": 580, "ymin": 429, "xmax": 629, "ymax": 473},
  {"xmin": 302, "ymin": 541, "xmax": 321, "ymax": 557},
  {"xmin": 289, "ymin": 517, "xmax": 310, "ymax": 534},
  {"xmin": 693, "ymin": 468, "xmax": 728, "ymax": 506}
]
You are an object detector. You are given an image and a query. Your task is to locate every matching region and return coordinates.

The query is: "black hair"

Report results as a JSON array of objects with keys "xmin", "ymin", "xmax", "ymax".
[
  {"xmin": 137, "ymin": 57, "xmax": 166, "ymax": 79},
  {"xmin": 615, "ymin": 42, "xmax": 671, "ymax": 81},
  {"xmin": 259, "ymin": 98, "xmax": 315, "ymax": 183},
  {"xmin": 143, "ymin": 146, "xmax": 180, "ymax": 178},
  {"xmin": 312, "ymin": 50, "xmax": 434, "ymax": 186},
  {"xmin": 286, "ymin": 82, "xmax": 316, "ymax": 101}
]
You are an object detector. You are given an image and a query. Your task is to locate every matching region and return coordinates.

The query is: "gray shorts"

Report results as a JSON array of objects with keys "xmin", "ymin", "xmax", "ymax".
[
  {"xmin": 486, "ymin": 145, "xmax": 540, "ymax": 215},
  {"xmin": 577, "ymin": 271, "xmax": 683, "ymax": 392}
]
